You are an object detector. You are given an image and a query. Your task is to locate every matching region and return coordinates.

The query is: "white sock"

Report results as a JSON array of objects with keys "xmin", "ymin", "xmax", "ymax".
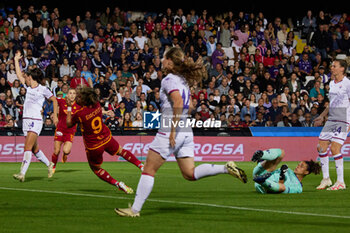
[
  {"xmin": 132, "ymin": 174, "xmax": 154, "ymax": 213},
  {"xmin": 193, "ymin": 164, "xmax": 228, "ymax": 180},
  {"xmin": 319, "ymin": 152, "xmax": 329, "ymax": 179},
  {"xmin": 34, "ymin": 150, "xmax": 50, "ymax": 167},
  {"xmin": 334, "ymin": 154, "xmax": 344, "ymax": 183},
  {"xmin": 20, "ymin": 151, "xmax": 32, "ymax": 175}
]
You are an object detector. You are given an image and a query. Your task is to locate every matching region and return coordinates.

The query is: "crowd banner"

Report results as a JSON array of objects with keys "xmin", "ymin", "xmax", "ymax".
[{"xmin": 1, "ymin": 136, "xmax": 350, "ymax": 162}]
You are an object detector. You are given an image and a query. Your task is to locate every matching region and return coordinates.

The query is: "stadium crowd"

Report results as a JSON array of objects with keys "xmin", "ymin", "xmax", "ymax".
[{"xmin": 0, "ymin": 5, "xmax": 350, "ymax": 130}]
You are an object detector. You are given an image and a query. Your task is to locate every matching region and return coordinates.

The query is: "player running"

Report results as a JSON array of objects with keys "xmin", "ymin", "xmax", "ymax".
[
  {"xmin": 115, "ymin": 47, "xmax": 247, "ymax": 217},
  {"xmin": 251, "ymin": 148, "xmax": 321, "ymax": 194},
  {"xmin": 13, "ymin": 51, "xmax": 58, "ymax": 182},
  {"xmin": 314, "ymin": 59, "xmax": 349, "ymax": 190},
  {"xmin": 66, "ymin": 87, "xmax": 144, "ymax": 194},
  {"xmin": 50, "ymin": 88, "xmax": 80, "ymax": 176}
]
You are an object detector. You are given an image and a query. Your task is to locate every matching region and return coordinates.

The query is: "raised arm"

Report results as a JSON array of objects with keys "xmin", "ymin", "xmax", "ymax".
[{"xmin": 14, "ymin": 51, "xmax": 26, "ymax": 85}]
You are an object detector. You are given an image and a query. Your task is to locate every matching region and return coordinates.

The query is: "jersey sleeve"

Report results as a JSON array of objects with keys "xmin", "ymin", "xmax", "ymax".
[
  {"xmin": 346, "ymin": 80, "xmax": 350, "ymax": 99},
  {"xmin": 43, "ymin": 86, "xmax": 54, "ymax": 99},
  {"xmin": 161, "ymin": 75, "xmax": 180, "ymax": 95},
  {"xmin": 57, "ymin": 98, "xmax": 65, "ymax": 107},
  {"xmin": 71, "ymin": 110, "xmax": 80, "ymax": 126},
  {"xmin": 284, "ymin": 184, "xmax": 303, "ymax": 194},
  {"xmin": 283, "ymin": 170, "xmax": 303, "ymax": 194}
]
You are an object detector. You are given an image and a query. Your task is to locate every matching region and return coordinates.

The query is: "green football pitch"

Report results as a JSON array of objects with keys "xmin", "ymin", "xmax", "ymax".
[{"xmin": 1, "ymin": 161, "xmax": 350, "ymax": 233}]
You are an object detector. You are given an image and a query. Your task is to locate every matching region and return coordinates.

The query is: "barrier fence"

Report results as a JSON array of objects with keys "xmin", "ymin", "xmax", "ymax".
[{"xmin": 1, "ymin": 134, "xmax": 350, "ymax": 162}]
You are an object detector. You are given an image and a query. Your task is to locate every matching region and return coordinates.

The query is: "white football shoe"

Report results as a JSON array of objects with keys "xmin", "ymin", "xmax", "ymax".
[
  {"xmin": 327, "ymin": 181, "xmax": 346, "ymax": 191},
  {"xmin": 13, "ymin": 173, "xmax": 25, "ymax": 182},
  {"xmin": 316, "ymin": 178, "xmax": 332, "ymax": 190},
  {"xmin": 48, "ymin": 162, "xmax": 55, "ymax": 178}
]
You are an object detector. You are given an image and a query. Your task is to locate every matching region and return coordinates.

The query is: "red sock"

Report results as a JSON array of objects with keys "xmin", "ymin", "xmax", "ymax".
[
  {"xmin": 120, "ymin": 149, "xmax": 142, "ymax": 168},
  {"xmin": 94, "ymin": 168, "xmax": 117, "ymax": 186},
  {"xmin": 52, "ymin": 153, "xmax": 58, "ymax": 168}
]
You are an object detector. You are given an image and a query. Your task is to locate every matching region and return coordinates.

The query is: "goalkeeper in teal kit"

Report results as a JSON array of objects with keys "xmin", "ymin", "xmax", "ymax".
[{"xmin": 251, "ymin": 149, "xmax": 321, "ymax": 194}]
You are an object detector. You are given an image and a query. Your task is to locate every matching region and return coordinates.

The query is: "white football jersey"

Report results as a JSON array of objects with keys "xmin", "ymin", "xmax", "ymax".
[
  {"xmin": 159, "ymin": 73, "xmax": 191, "ymax": 134},
  {"xmin": 328, "ymin": 77, "xmax": 350, "ymax": 123},
  {"xmin": 23, "ymin": 84, "xmax": 53, "ymax": 121}
]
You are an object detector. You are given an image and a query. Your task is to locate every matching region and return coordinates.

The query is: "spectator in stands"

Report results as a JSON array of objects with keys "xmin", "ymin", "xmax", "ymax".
[
  {"xmin": 231, "ymin": 113, "xmax": 248, "ymax": 128},
  {"xmin": 121, "ymin": 90, "xmax": 135, "ymax": 113},
  {"xmin": 277, "ymin": 116, "xmax": 291, "ymax": 127},
  {"xmin": 301, "ymin": 112, "xmax": 314, "ymax": 127},
  {"xmin": 132, "ymin": 112, "xmax": 143, "ymax": 129},
  {"xmin": 211, "ymin": 42, "xmax": 226, "ymax": 69},
  {"xmin": 131, "ymin": 100, "xmax": 144, "ymax": 122},
  {"xmin": 309, "ymin": 80, "xmax": 325, "ymax": 102},
  {"xmin": 43, "ymin": 117, "xmax": 54, "ymax": 128},
  {"xmin": 299, "ymin": 53, "xmax": 313, "ymax": 78},
  {"xmin": 290, "ymin": 113, "xmax": 302, "ymax": 127},
  {"xmin": 2, "ymin": 97, "xmax": 17, "ymax": 120},
  {"xmin": 240, "ymin": 99, "xmax": 256, "ymax": 121},
  {"xmin": 268, "ymin": 98, "xmax": 282, "ymax": 125},
  {"xmin": 60, "ymin": 57, "xmax": 75, "ymax": 78},
  {"xmin": 122, "ymin": 112, "xmax": 133, "ymax": 130},
  {"xmin": 66, "ymin": 25, "xmax": 83, "ymax": 49},
  {"xmin": 75, "ymin": 50, "xmax": 91, "ymax": 71},
  {"xmin": 70, "ymin": 70, "xmax": 89, "ymax": 89},
  {"xmin": 302, "ymin": 10, "xmax": 317, "ymax": 39}
]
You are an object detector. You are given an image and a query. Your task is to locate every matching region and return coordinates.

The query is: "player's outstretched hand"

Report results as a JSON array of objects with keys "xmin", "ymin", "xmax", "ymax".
[
  {"xmin": 14, "ymin": 51, "xmax": 22, "ymax": 61},
  {"xmin": 313, "ymin": 116, "xmax": 324, "ymax": 127},
  {"xmin": 169, "ymin": 131, "xmax": 176, "ymax": 148},
  {"xmin": 66, "ymin": 98, "xmax": 73, "ymax": 107}
]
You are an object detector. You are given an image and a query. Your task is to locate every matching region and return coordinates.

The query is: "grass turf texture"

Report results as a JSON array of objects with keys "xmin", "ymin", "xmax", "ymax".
[{"xmin": 0, "ymin": 161, "xmax": 350, "ymax": 233}]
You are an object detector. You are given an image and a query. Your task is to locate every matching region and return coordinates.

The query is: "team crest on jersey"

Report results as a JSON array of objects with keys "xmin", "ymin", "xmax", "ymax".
[{"xmin": 56, "ymin": 131, "xmax": 63, "ymax": 136}]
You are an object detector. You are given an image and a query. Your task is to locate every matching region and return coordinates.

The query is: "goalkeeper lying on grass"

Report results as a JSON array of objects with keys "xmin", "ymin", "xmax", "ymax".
[{"xmin": 252, "ymin": 149, "xmax": 321, "ymax": 194}]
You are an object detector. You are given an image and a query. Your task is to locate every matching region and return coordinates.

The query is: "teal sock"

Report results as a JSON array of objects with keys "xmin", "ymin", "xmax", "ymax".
[
  {"xmin": 261, "ymin": 179, "xmax": 281, "ymax": 193},
  {"xmin": 261, "ymin": 149, "xmax": 282, "ymax": 161}
]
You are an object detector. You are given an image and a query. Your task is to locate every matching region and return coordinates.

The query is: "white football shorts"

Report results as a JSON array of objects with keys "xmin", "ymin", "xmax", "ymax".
[
  {"xmin": 22, "ymin": 118, "xmax": 43, "ymax": 136},
  {"xmin": 148, "ymin": 131, "xmax": 194, "ymax": 160},
  {"xmin": 319, "ymin": 120, "xmax": 350, "ymax": 145}
]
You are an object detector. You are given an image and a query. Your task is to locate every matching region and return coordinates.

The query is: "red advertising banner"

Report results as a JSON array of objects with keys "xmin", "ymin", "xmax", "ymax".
[{"xmin": 1, "ymin": 136, "xmax": 349, "ymax": 162}]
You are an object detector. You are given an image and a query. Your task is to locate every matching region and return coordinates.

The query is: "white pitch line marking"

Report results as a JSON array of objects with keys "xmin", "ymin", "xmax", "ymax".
[{"xmin": 0, "ymin": 186, "xmax": 350, "ymax": 219}]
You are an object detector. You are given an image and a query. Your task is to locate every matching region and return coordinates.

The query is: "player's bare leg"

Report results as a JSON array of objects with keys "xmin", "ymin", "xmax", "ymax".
[
  {"xmin": 62, "ymin": 142, "xmax": 73, "ymax": 163},
  {"xmin": 317, "ymin": 140, "xmax": 332, "ymax": 189}
]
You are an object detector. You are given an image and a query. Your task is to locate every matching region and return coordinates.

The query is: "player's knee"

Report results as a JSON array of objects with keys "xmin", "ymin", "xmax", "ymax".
[
  {"xmin": 181, "ymin": 170, "xmax": 195, "ymax": 181},
  {"xmin": 330, "ymin": 145, "xmax": 341, "ymax": 155},
  {"xmin": 182, "ymin": 173, "xmax": 195, "ymax": 181},
  {"xmin": 89, "ymin": 163, "xmax": 101, "ymax": 172},
  {"xmin": 317, "ymin": 144, "xmax": 324, "ymax": 153},
  {"xmin": 54, "ymin": 148, "xmax": 61, "ymax": 155},
  {"xmin": 62, "ymin": 148, "xmax": 70, "ymax": 155}
]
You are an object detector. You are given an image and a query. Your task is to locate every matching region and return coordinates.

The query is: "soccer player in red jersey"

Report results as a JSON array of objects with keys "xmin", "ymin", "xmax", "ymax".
[
  {"xmin": 66, "ymin": 87, "xmax": 143, "ymax": 194},
  {"xmin": 50, "ymin": 88, "xmax": 80, "ymax": 176}
]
